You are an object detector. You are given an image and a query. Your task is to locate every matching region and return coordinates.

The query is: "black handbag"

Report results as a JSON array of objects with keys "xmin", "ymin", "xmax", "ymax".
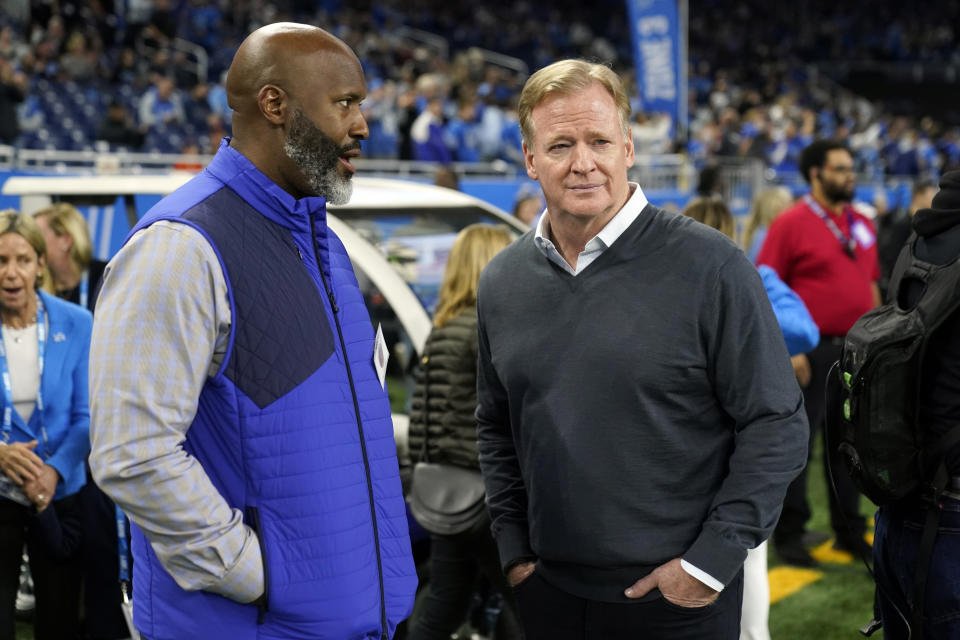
[{"xmin": 408, "ymin": 345, "xmax": 487, "ymax": 536}]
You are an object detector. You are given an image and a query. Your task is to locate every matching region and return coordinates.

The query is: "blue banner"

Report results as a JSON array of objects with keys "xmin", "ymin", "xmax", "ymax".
[{"xmin": 626, "ymin": 0, "xmax": 687, "ymax": 138}]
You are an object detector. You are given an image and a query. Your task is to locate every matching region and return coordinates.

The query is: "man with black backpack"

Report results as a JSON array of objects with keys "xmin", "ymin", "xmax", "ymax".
[{"xmin": 836, "ymin": 170, "xmax": 960, "ymax": 639}]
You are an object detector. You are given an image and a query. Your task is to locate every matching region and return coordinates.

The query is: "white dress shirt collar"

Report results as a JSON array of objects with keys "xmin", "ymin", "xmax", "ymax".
[{"xmin": 534, "ymin": 183, "xmax": 649, "ymax": 275}]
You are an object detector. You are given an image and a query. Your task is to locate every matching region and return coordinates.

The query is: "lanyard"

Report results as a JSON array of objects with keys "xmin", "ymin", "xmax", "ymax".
[
  {"xmin": 79, "ymin": 270, "xmax": 89, "ymax": 310},
  {"xmin": 0, "ymin": 296, "xmax": 48, "ymax": 455},
  {"xmin": 804, "ymin": 195, "xmax": 857, "ymax": 258},
  {"xmin": 116, "ymin": 505, "xmax": 131, "ymax": 589}
]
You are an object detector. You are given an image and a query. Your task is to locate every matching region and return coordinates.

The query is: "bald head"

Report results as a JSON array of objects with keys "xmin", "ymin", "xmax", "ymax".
[
  {"xmin": 226, "ymin": 23, "xmax": 357, "ymax": 116},
  {"xmin": 223, "ymin": 22, "xmax": 370, "ymax": 201}
]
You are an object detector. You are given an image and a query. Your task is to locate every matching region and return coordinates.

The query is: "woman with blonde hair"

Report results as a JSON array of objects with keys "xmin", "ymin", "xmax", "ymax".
[
  {"xmin": 743, "ymin": 187, "xmax": 793, "ymax": 263},
  {"xmin": 32, "ymin": 203, "xmax": 124, "ymax": 638},
  {"xmin": 683, "ymin": 198, "xmax": 818, "ymax": 640},
  {"xmin": 0, "ymin": 210, "xmax": 92, "ymax": 639},
  {"xmin": 407, "ymin": 223, "xmax": 520, "ymax": 640},
  {"xmin": 32, "ymin": 203, "xmax": 107, "ymax": 312}
]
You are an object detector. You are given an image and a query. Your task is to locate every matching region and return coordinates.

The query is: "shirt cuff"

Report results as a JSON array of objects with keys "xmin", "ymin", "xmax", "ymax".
[
  {"xmin": 211, "ymin": 524, "xmax": 265, "ymax": 604},
  {"xmin": 680, "ymin": 559, "xmax": 725, "ymax": 593}
]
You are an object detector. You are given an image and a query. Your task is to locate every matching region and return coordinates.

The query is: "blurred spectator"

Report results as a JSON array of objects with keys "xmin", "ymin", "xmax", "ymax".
[
  {"xmin": 511, "ymin": 191, "xmax": 543, "ymax": 228},
  {"xmin": 0, "ymin": 27, "xmax": 28, "ymax": 62},
  {"xmin": 758, "ymin": 140, "xmax": 880, "ymax": 568},
  {"xmin": 631, "ymin": 112, "xmax": 672, "ymax": 155},
  {"xmin": 32, "ymin": 203, "xmax": 107, "ymax": 310},
  {"xmin": 433, "ymin": 165, "xmax": 460, "ymax": 191},
  {"xmin": 182, "ymin": 0, "xmax": 223, "ymax": 52},
  {"xmin": 137, "ymin": 75, "xmax": 184, "ymax": 128},
  {"xmin": 0, "ymin": 0, "xmax": 954, "ymax": 182},
  {"xmin": 406, "ymin": 223, "xmax": 520, "ymax": 640},
  {"xmin": 110, "ymin": 47, "xmax": 145, "ymax": 88},
  {"xmin": 876, "ymin": 179, "xmax": 937, "ymax": 297},
  {"xmin": 476, "ymin": 91, "xmax": 506, "ymax": 161},
  {"xmin": 58, "ymin": 31, "xmax": 96, "ymax": 82},
  {"xmin": 411, "ymin": 97, "xmax": 451, "ymax": 163},
  {"xmin": 362, "ymin": 78, "xmax": 399, "ymax": 158},
  {"xmin": 96, "ymin": 100, "xmax": 145, "ymax": 150},
  {"xmin": 743, "ymin": 186, "xmax": 794, "ymax": 263},
  {"xmin": 444, "ymin": 99, "xmax": 481, "ymax": 162},
  {"xmin": 0, "ymin": 56, "xmax": 27, "ymax": 144},
  {"xmin": 0, "ymin": 211, "xmax": 93, "ymax": 640},
  {"xmin": 206, "ymin": 71, "xmax": 231, "ymax": 125},
  {"xmin": 696, "ymin": 164, "xmax": 723, "ymax": 198},
  {"xmin": 204, "ymin": 113, "xmax": 228, "ymax": 154},
  {"xmin": 498, "ymin": 95, "xmax": 524, "ymax": 166},
  {"xmin": 144, "ymin": 0, "xmax": 177, "ymax": 42}
]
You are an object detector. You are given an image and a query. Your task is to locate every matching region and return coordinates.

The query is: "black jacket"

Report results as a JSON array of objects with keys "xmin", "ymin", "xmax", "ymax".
[
  {"xmin": 408, "ymin": 307, "xmax": 481, "ymax": 471},
  {"xmin": 907, "ymin": 202, "xmax": 960, "ymax": 474}
]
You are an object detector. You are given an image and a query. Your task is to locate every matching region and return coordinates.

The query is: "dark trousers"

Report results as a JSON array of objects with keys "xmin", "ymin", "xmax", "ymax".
[
  {"xmin": 874, "ymin": 496, "xmax": 960, "ymax": 640},
  {"xmin": 0, "ymin": 497, "xmax": 83, "ymax": 640},
  {"xmin": 512, "ymin": 569, "xmax": 743, "ymax": 640},
  {"xmin": 775, "ymin": 336, "xmax": 865, "ymax": 545},
  {"xmin": 80, "ymin": 478, "xmax": 129, "ymax": 640},
  {"xmin": 408, "ymin": 526, "xmax": 521, "ymax": 640}
]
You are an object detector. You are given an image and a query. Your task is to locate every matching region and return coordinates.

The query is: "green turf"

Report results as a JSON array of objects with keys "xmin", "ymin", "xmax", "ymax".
[
  {"xmin": 768, "ymin": 434, "xmax": 878, "ymax": 639},
  {"xmin": 14, "ymin": 437, "xmax": 878, "ymax": 639}
]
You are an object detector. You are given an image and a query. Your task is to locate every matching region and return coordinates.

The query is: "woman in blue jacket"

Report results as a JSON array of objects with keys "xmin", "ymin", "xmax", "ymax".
[
  {"xmin": 0, "ymin": 210, "xmax": 92, "ymax": 640},
  {"xmin": 683, "ymin": 198, "xmax": 819, "ymax": 640}
]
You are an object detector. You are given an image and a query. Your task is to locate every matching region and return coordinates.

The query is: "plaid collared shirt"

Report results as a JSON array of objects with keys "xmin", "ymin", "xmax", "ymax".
[{"xmin": 90, "ymin": 221, "xmax": 263, "ymax": 603}]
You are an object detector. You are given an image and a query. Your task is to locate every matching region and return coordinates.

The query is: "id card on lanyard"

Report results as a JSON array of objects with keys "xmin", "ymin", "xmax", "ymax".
[
  {"xmin": 0, "ymin": 295, "xmax": 48, "ymax": 454},
  {"xmin": 804, "ymin": 195, "xmax": 857, "ymax": 259}
]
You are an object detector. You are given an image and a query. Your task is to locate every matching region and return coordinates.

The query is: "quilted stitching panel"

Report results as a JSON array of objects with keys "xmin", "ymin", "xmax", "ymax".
[{"xmin": 182, "ymin": 188, "xmax": 335, "ymax": 408}]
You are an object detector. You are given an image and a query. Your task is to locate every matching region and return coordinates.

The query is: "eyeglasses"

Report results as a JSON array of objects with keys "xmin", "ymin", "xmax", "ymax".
[{"xmin": 823, "ymin": 165, "xmax": 855, "ymax": 174}]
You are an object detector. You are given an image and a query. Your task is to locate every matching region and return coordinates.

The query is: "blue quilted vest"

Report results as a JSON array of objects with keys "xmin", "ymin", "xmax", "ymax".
[{"xmin": 125, "ymin": 142, "xmax": 417, "ymax": 639}]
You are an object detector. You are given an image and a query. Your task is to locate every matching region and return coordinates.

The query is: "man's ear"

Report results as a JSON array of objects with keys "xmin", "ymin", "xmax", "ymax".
[
  {"xmin": 258, "ymin": 85, "xmax": 286, "ymax": 125},
  {"xmin": 522, "ymin": 141, "xmax": 537, "ymax": 181}
]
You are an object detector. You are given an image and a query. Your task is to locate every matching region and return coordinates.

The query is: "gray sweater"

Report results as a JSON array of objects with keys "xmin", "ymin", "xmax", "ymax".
[{"xmin": 476, "ymin": 204, "xmax": 809, "ymax": 602}]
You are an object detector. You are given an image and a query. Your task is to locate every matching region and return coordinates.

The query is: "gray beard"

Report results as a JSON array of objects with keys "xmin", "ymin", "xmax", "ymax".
[{"xmin": 283, "ymin": 110, "xmax": 354, "ymax": 205}]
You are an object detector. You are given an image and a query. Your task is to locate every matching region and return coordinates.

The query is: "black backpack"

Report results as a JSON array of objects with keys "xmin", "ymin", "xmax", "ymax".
[
  {"xmin": 836, "ymin": 234, "xmax": 960, "ymax": 506},
  {"xmin": 834, "ymin": 234, "xmax": 960, "ymax": 639}
]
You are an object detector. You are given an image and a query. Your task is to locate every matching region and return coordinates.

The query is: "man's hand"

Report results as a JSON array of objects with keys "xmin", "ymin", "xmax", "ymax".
[
  {"xmin": 0, "ymin": 440, "xmax": 43, "ymax": 485},
  {"xmin": 791, "ymin": 354, "xmax": 812, "ymax": 388},
  {"xmin": 624, "ymin": 558, "xmax": 719, "ymax": 607},
  {"xmin": 22, "ymin": 464, "xmax": 59, "ymax": 513},
  {"xmin": 506, "ymin": 561, "xmax": 536, "ymax": 587}
]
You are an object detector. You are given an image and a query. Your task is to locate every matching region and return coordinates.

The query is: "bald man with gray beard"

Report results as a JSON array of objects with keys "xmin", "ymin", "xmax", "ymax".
[{"xmin": 89, "ymin": 23, "xmax": 417, "ymax": 640}]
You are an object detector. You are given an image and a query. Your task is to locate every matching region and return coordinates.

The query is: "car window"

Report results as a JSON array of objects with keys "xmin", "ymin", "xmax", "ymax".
[{"xmin": 335, "ymin": 206, "xmax": 522, "ymax": 315}]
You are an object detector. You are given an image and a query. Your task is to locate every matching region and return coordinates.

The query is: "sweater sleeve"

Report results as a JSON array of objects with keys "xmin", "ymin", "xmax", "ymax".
[
  {"xmin": 475, "ymin": 285, "xmax": 533, "ymax": 572},
  {"xmin": 681, "ymin": 251, "xmax": 809, "ymax": 585}
]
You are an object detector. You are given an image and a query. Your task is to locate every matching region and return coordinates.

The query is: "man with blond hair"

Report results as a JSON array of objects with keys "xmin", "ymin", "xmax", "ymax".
[{"xmin": 475, "ymin": 59, "xmax": 808, "ymax": 639}]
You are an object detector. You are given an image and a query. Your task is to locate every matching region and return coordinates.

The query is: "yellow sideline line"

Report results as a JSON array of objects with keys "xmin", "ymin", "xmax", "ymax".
[
  {"xmin": 770, "ymin": 525, "xmax": 876, "ymax": 604},
  {"xmin": 769, "ymin": 566, "xmax": 823, "ymax": 603}
]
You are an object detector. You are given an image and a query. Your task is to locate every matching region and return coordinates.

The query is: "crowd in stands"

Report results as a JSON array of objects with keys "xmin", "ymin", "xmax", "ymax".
[{"xmin": 0, "ymin": 0, "xmax": 957, "ymax": 183}]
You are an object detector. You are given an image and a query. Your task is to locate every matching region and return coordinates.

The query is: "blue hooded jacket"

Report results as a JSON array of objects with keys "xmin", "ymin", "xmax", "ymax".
[{"xmin": 125, "ymin": 141, "xmax": 417, "ymax": 640}]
